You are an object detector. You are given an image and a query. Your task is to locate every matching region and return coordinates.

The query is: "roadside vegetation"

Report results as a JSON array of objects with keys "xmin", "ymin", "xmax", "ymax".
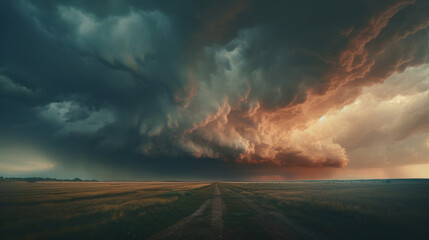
[
  {"xmin": 228, "ymin": 180, "xmax": 429, "ymax": 239},
  {"xmin": 1, "ymin": 180, "xmax": 428, "ymax": 239},
  {"xmin": 0, "ymin": 182, "xmax": 211, "ymax": 240}
]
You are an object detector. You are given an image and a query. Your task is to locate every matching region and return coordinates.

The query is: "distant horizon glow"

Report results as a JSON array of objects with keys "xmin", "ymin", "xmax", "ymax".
[{"xmin": 0, "ymin": 0, "xmax": 428, "ymax": 180}]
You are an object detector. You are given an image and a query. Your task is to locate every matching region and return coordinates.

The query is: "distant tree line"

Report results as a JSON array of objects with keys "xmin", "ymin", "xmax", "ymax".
[{"xmin": 0, "ymin": 176, "xmax": 97, "ymax": 183}]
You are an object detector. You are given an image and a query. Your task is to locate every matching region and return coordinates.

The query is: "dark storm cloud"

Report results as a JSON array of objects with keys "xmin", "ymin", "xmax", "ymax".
[{"xmin": 0, "ymin": 0, "xmax": 428, "ymax": 179}]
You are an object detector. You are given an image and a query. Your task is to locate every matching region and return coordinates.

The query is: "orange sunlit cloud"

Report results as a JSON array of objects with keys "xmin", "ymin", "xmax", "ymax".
[{"xmin": 1, "ymin": 0, "xmax": 428, "ymax": 180}]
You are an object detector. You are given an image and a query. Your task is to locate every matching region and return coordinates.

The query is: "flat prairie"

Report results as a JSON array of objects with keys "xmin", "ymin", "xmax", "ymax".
[
  {"xmin": 0, "ymin": 182, "xmax": 211, "ymax": 240},
  {"xmin": 1, "ymin": 180, "xmax": 428, "ymax": 240}
]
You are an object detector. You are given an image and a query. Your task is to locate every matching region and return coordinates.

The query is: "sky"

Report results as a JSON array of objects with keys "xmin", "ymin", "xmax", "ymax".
[{"xmin": 0, "ymin": 0, "xmax": 428, "ymax": 181}]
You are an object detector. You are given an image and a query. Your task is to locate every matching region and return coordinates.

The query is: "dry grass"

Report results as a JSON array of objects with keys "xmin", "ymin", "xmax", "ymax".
[{"xmin": 0, "ymin": 182, "xmax": 210, "ymax": 240}]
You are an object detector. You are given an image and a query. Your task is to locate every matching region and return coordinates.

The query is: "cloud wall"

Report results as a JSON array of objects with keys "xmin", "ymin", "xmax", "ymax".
[{"xmin": 0, "ymin": 0, "xmax": 428, "ymax": 178}]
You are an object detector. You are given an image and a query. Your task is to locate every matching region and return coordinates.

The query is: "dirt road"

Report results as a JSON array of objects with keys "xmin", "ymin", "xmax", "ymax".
[
  {"xmin": 148, "ymin": 183, "xmax": 317, "ymax": 240},
  {"xmin": 221, "ymin": 184, "xmax": 318, "ymax": 240},
  {"xmin": 148, "ymin": 183, "xmax": 225, "ymax": 240},
  {"xmin": 211, "ymin": 184, "xmax": 225, "ymax": 239}
]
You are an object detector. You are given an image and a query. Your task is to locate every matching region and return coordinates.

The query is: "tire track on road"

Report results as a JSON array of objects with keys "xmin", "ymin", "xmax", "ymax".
[
  {"xmin": 147, "ymin": 198, "xmax": 212, "ymax": 240},
  {"xmin": 222, "ymin": 184, "xmax": 319, "ymax": 240},
  {"xmin": 211, "ymin": 184, "xmax": 225, "ymax": 240},
  {"xmin": 148, "ymin": 183, "xmax": 225, "ymax": 240}
]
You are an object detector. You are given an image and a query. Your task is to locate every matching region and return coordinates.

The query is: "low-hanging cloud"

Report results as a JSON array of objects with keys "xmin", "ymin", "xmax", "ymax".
[
  {"xmin": 136, "ymin": 0, "xmax": 428, "ymax": 167},
  {"xmin": 0, "ymin": 0, "xmax": 428, "ymax": 179}
]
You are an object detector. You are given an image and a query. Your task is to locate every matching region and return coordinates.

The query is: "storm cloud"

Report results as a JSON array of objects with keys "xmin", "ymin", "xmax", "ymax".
[{"xmin": 0, "ymin": 0, "xmax": 428, "ymax": 180}]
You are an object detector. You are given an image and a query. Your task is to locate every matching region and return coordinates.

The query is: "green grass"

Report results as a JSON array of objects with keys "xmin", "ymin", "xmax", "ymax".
[{"xmin": 230, "ymin": 180, "xmax": 429, "ymax": 239}]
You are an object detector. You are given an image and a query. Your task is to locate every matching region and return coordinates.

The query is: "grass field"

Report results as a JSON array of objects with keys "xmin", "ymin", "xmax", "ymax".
[{"xmin": 1, "ymin": 180, "xmax": 428, "ymax": 239}]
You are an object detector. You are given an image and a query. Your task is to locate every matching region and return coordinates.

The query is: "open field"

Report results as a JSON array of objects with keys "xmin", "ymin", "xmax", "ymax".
[
  {"xmin": 1, "ymin": 180, "xmax": 428, "ymax": 239},
  {"xmin": 0, "ymin": 182, "xmax": 211, "ymax": 240}
]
